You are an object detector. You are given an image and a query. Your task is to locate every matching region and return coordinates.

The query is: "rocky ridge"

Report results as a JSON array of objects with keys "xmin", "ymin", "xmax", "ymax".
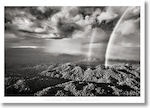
[{"xmin": 5, "ymin": 62, "xmax": 140, "ymax": 96}]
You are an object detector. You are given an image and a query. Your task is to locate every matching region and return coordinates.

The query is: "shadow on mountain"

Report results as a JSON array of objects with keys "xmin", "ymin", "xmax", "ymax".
[{"xmin": 5, "ymin": 62, "xmax": 140, "ymax": 96}]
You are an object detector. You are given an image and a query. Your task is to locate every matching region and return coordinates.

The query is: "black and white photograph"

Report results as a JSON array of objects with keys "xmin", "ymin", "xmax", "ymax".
[
  {"xmin": 1, "ymin": 0, "xmax": 146, "ymax": 103},
  {"xmin": 4, "ymin": 6, "xmax": 141, "ymax": 96}
]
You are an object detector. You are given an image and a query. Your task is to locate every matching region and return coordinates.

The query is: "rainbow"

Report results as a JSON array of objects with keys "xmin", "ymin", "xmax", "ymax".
[
  {"xmin": 87, "ymin": 29, "xmax": 97, "ymax": 62},
  {"xmin": 104, "ymin": 7, "xmax": 134, "ymax": 67},
  {"xmin": 87, "ymin": 7, "xmax": 134, "ymax": 67}
]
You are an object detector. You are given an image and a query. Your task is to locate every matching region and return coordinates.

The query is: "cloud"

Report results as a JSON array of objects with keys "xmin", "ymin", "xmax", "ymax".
[
  {"xmin": 117, "ymin": 19, "xmax": 139, "ymax": 35},
  {"xmin": 106, "ymin": 6, "xmax": 140, "ymax": 61},
  {"xmin": 5, "ymin": 32, "xmax": 17, "ymax": 39},
  {"xmin": 5, "ymin": 6, "xmax": 120, "ymax": 41},
  {"xmin": 48, "ymin": 7, "xmax": 110, "ymax": 39},
  {"xmin": 4, "ymin": 6, "xmax": 122, "ymax": 61},
  {"xmin": 12, "ymin": 16, "xmax": 34, "ymax": 31},
  {"xmin": 97, "ymin": 7, "xmax": 127, "ymax": 24},
  {"xmin": 112, "ymin": 7, "xmax": 140, "ymax": 47},
  {"xmin": 5, "ymin": 7, "xmax": 61, "ymax": 39},
  {"xmin": 116, "ymin": 7, "xmax": 140, "ymax": 35},
  {"xmin": 5, "ymin": 6, "xmax": 140, "ymax": 59},
  {"xmin": 124, "ymin": 6, "xmax": 140, "ymax": 20},
  {"xmin": 56, "ymin": 18, "xmax": 83, "ymax": 38}
]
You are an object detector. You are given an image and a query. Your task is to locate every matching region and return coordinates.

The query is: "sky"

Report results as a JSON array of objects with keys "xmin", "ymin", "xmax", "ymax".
[
  {"xmin": 5, "ymin": 6, "xmax": 140, "ymax": 61},
  {"xmin": 106, "ymin": 7, "xmax": 140, "ymax": 61}
]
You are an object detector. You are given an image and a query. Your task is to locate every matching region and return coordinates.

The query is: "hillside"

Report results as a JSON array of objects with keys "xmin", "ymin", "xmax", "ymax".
[{"xmin": 5, "ymin": 62, "xmax": 140, "ymax": 96}]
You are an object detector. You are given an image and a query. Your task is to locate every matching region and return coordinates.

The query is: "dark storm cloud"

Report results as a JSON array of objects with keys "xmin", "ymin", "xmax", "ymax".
[
  {"xmin": 5, "ymin": 6, "xmax": 61, "ymax": 22},
  {"xmin": 5, "ymin": 7, "xmax": 61, "ymax": 40},
  {"xmin": 56, "ymin": 18, "xmax": 84, "ymax": 38},
  {"xmin": 5, "ymin": 6, "xmax": 129, "ymax": 49}
]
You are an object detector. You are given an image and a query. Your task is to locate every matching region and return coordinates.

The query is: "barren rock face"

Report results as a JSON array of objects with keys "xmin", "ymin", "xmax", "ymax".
[
  {"xmin": 5, "ymin": 63, "xmax": 140, "ymax": 96},
  {"xmin": 6, "ymin": 78, "xmax": 31, "ymax": 96}
]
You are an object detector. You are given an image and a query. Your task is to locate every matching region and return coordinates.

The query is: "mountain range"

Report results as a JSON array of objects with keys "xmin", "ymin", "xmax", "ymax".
[{"xmin": 5, "ymin": 62, "xmax": 140, "ymax": 96}]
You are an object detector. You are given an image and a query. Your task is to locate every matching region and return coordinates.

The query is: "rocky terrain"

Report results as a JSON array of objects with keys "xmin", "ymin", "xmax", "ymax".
[{"xmin": 5, "ymin": 63, "xmax": 140, "ymax": 96}]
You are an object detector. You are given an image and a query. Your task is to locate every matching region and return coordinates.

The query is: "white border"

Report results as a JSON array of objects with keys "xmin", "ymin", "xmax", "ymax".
[{"xmin": 0, "ymin": 0, "xmax": 145, "ymax": 103}]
